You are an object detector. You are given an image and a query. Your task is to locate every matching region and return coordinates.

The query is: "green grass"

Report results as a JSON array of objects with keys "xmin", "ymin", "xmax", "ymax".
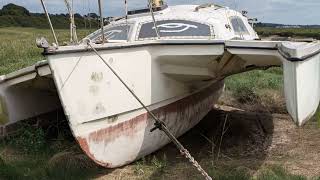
[
  {"xmin": 209, "ymin": 165, "xmax": 307, "ymax": 180},
  {"xmin": 225, "ymin": 68, "xmax": 283, "ymax": 104},
  {"xmin": 0, "ymin": 28, "xmax": 90, "ymax": 75},
  {"xmin": 316, "ymin": 105, "xmax": 320, "ymax": 128},
  {"xmin": 0, "ymin": 123, "xmax": 102, "ymax": 180}
]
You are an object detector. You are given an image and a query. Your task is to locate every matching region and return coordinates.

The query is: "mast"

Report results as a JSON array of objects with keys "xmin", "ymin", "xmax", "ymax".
[
  {"xmin": 39, "ymin": 0, "xmax": 59, "ymax": 46},
  {"xmin": 98, "ymin": 0, "xmax": 105, "ymax": 44}
]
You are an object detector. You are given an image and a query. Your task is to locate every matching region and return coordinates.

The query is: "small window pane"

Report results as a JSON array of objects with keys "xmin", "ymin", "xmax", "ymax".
[
  {"xmin": 89, "ymin": 25, "xmax": 131, "ymax": 41},
  {"xmin": 230, "ymin": 17, "xmax": 249, "ymax": 35},
  {"xmin": 138, "ymin": 20, "xmax": 212, "ymax": 40}
]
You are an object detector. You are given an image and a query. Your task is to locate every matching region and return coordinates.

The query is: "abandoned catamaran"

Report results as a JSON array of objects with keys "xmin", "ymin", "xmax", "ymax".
[{"xmin": 0, "ymin": 0, "xmax": 319, "ymax": 169}]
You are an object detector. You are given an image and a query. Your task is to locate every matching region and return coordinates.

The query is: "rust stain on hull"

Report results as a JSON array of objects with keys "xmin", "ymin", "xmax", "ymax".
[
  {"xmin": 77, "ymin": 137, "xmax": 112, "ymax": 167},
  {"xmin": 89, "ymin": 114, "xmax": 147, "ymax": 143},
  {"xmin": 76, "ymin": 82, "xmax": 224, "ymax": 167}
]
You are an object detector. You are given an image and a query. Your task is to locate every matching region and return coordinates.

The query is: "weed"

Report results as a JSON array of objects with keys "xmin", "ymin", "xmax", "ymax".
[
  {"xmin": 315, "ymin": 104, "xmax": 320, "ymax": 128},
  {"xmin": 0, "ymin": 162, "xmax": 22, "ymax": 179},
  {"xmin": 257, "ymin": 165, "xmax": 307, "ymax": 180},
  {"xmin": 7, "ymin": 123, "xmax": 46, "ymax": 154},
  {"xmin": 134, "ymin": 159, "xmax": 147, "ymax": 176},
  {"xmin": 151, "ymin": 154, "xmax": 168, "ymax": 172},
  {"xmin": 225, "ymin": 68, "xmax": 283, "ymax": 104},
  {"xmin": 208, "ymin": 166, "xmax": 250, "ymax": 180}
]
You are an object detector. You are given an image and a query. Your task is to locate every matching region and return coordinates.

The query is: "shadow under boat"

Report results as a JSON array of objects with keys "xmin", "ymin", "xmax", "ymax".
[{"xmin": 129, "ymin": 106, "xmax": 274, "ymax": 179}]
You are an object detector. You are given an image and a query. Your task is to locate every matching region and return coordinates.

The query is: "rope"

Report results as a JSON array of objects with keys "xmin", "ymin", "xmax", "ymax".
[{"xmin": 87, "ymin": 42, "xmax": 212, "ymax": 180}]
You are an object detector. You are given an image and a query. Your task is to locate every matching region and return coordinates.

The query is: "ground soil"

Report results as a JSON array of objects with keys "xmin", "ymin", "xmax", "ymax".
[{"xmin": 94, "ymin": 105, "xmax": 320, "ymax": 179}]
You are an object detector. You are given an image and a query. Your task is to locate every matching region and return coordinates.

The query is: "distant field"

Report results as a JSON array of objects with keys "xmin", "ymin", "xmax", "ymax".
[{"xmin": 256, "ymin": 27, "xmax": 320, "ymax": 39}]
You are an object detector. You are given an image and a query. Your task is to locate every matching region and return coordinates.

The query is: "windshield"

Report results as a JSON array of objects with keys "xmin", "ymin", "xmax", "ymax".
[{"xmin": 87, "ymin": 24, "xmax": 131, "ymax": 42}]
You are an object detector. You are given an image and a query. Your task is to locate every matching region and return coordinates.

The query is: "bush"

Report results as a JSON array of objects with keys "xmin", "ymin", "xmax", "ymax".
[
  {"xmin": 225, "ymin": 68, "xmax": 283, "ymax": 104},
  {"xmin": 7, "ymin": 124, "xmax": 46, "ymax": 154}
]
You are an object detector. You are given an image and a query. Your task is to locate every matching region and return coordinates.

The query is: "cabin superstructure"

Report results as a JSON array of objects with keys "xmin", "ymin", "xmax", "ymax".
[{"xmin": 86, "ymin": 4, "xmax": 258, "ymax": 44}]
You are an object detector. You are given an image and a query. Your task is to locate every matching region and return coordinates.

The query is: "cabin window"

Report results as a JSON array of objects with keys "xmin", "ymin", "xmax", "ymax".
[
  {"xmin": 89, "ymin": 24, "xmax": 131, "ymax": 41},
  {"xmin": 137, "ymin": 20, "xmax": 213, "ymax": 40},
  {"xmin": 229, "ymin": 17, "xmax": 249, "ymax": 35}
]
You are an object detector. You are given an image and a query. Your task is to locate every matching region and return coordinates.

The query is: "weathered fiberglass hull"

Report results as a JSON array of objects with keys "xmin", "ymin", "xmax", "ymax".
[
  {"xmin": 0, "ymin": 40, "xmax": 319, "ymax": 167},
  {"xmin": 76, "ymin": 82, "xmax": 224, "ymax": 167}
]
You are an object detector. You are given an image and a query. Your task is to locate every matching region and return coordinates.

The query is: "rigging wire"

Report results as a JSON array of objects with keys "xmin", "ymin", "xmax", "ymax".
[
  {"xmin": 82, "ymin": 0, "xmax": 87, "ymax": 30},
  {"xmin": 87, "ymin": 0, "xmax": 92, "ymax": 31},
  {"xmin": 39, "ymin": 0, "xmax": 59, "ymax": 46},
  {"xmin": 223, "ymin": 5, "xmax": 232, "ymax": 32},
  {"xmin": 98, "ymin": 0, "xmax": 105, "ymax": 44},
  {"xmin": 147, "ymin": 0, "xmax": 160, "ymax": 39},
  {"xmin": 231, "ymin": 0, "xmax": 244, "ymax": 39},
  {"xmin": 125, "ymin": 0, "xmax": 129, "ymax": 42}
]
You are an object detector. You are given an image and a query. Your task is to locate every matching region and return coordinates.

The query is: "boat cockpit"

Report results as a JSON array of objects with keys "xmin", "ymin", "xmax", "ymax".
[{"xmin": 85, "ymin": 4, "xmax": 259, "ymax": 44}]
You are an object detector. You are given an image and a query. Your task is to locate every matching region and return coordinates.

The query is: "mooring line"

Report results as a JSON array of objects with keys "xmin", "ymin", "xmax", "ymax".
[{"xmin": 87, "ymin": 42, "xmax": 212, "ymax": 180}]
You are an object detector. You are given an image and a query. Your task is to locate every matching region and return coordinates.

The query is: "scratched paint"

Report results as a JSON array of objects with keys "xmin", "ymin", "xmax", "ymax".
[{"xmin": 76, "ymin": 81, "xmax": 224, "ymax": 168}]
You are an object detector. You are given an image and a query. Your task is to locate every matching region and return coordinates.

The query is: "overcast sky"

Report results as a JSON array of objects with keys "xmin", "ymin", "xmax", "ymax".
[{"xmin": 0, "ymin": 0, "xmax": 319, "ymax": 25}]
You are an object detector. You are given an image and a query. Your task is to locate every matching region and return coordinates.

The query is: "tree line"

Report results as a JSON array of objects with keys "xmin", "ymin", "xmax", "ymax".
[{"xmin": 0, "ymin": 3, "xmax": 100, "ymax": 29}]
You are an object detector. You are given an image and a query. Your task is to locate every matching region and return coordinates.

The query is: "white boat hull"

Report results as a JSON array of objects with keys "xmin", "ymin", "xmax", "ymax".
[
  {"xmin": 0, "ymin": 3, "xmax": 319, "ymax": 169},
  {"xmin": 0, "ymin": 40, "xmax": 319, "ymax": 167}
]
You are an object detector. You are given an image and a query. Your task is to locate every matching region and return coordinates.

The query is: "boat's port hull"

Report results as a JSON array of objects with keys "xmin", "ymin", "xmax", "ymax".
[{"xmin": 76, "ymin": 81, "xmax": 224, "ymax": 167}]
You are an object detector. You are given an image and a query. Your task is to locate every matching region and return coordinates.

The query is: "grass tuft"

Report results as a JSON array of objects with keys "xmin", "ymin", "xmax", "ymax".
[
  {"xmin": 209, "ymin": 167, "xmax": 250, "ymax": 180},
  {"xmin": 257, "ymin": 165, "xmax": 307, "ymax": 180}
]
